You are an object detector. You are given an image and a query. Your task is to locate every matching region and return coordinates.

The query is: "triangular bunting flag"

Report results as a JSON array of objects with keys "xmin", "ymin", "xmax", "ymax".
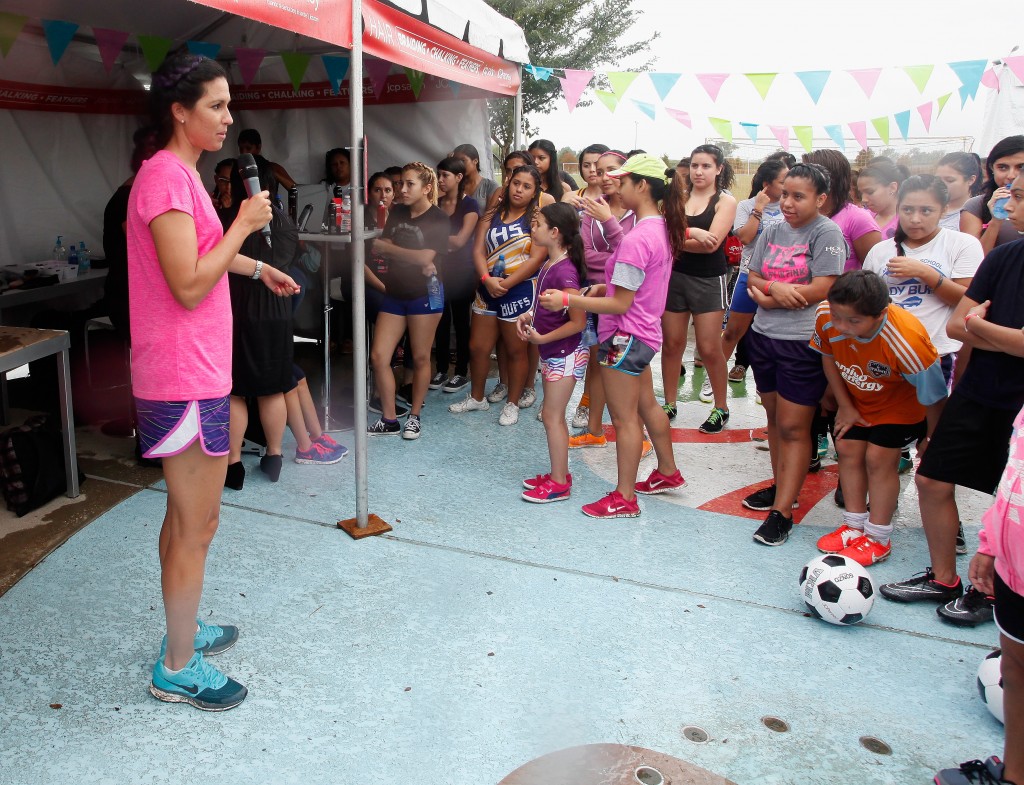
[
  {"xmin": 708, "ymin": 117, "xmax": 732, "ymax": 143},
  {"xmin": 981, "ymin": 67, "xmax": 1000, "ymax": 93},
  {"xmin": 0, "ymin": 13, "xmax": 27, "ymax": 58},
  {"xmin": 321, "ymin": 55, "xmax": 350, "ymax": 95},
  {"xmin": 696, "ymin": 73, "xmax": 729, "ymax": 101},
  {"xmin": 848, "ymin": 68, "xmax": 882, "ymax": 98},
  {"xmin": 92, "ymin": 28, "xmax": 128, "ymax": 73},
  {"xmin": 235, "ymin": 48, "xmax": 266, "ymax": 87},
  {"xmin": 849, "ymin": 121, "xmax": 868, "ymax": 150},
  {"xmin": 739, "ymin": 122, "xmax": 759, "ymax": 143},
  {"xmin": 449, "ymin": 81, "xmax": 461, "ymax": 98},
  {"xmin": 893, "ymin": 110, "xmax": 911, "ymax": 140},
  {"xmin": 595, "ymin": 89, "xmax": 619, "ymax": 112},
  {"xmin": 523, "ymin": 64, "xmax": 552, "ymax": 81},
  {"xmin": 557, "ymin": 69, "xmax": 593, "ymax": 112},
  {"xmin": 1006, "ymin": 56, "xmax": 1024, "ymax": 85},
  {"xmin": 607, "ymin": 71, "xmax": 639, "ymax": 96},
  {"xmin": 793, "ymin": 126, "xmax": 814, "ymax": 153},
  {"xmin": 769, "ymin": 125, "xmax": 789, "ymax": 150},
  {"xmin": 795, "ymin": 70, "xmax": 831, "ymax": 104},
  {"xmin": 824, "ymin": 125, "xmax": 846, "ymax": 151},
  {"xmin": 948, "ymin": 60, "xmax": 987, "ymax": 104},
  {"xmin": 871, "ymin": 116, "xmax": 890, "ymax": 145},
  {"xmin": 365, "ymin": 57, "xmax": 392, "ymax": 99},
  {"xmin": 41, "ymin": 19, "xmax": 78, "ymax": 65},
  {"xmin": 632, "ymin": 99, "xmax": 656, "ymax": 121},
  {"xmin": 138, "ymin": 35, "xmax": 173, "ymax": 73},
  {"xmin": 902, "ymin": 64, "xmax": 934, "ymax": 93},
  {"xmin": 187, "ymin": 40, "xmax": 220, "ymax": 60},
  {"xmin": 665, "ymin": 108, "xmax": 692, "ymax": 128},
  {"xmin": 281, "ymin": 52, "xmax": 312, "ymax": 93},
  {"xmin": 937, "ymin": 93, "xmax": 952, "ymax": 117},
  {"xmin": 917, "ymin": 102, "xmax": 934, "ymax": 131},
  {"xmin": 648, "ymin": 72, "xmax": 681, "ymax": 101},
  {"xmin": 404, "ymin": 67, "xmax": 425, "ymax": 98},
  {"xmin": 745, "ymin": 72, "xmax": 777, "ymax": 100}
]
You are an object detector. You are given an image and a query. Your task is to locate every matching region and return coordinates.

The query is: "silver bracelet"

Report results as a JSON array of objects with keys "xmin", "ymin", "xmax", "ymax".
[{"xmin": 251, "ymin": 260, "xmax": 264, "ymax": 280}]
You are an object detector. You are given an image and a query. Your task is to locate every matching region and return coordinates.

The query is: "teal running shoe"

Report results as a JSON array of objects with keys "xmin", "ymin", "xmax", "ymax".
[
  {"xmin": 150, "ymin": 651, "xmax": 247, "ymax": 711},
  {"xmin": 160, "ymin": 618, "xmax": 239, "ymax": 658},
  {"xmin": 817, "ymin": 434, "xmax": 829, "ymax": 460}
]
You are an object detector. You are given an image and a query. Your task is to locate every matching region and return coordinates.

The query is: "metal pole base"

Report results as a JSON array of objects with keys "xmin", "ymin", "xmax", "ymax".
[{"xmin": 337, "ymin": 513, "xmax": 392, "ymax": 539}]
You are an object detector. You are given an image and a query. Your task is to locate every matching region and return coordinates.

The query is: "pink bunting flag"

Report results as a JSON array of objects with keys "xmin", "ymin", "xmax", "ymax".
[
  {"xmin": 1004, "ymin": 56, "xmax": 1024, "ymax": 86},
  {"xmin": 235, "ymin": 48, "xmax": 266, "ymax": 87},
  {"xmin": 848, "ymin": 68, "xmax": 882, "ymax": 98},
  {"xmin": 981, "ymin": 67, "xmax": 1000, "ymax": 93},
  {"xmin": 849, "ymin": 121, "xmax": 869, "ymax": 150},
  {"xmin": 665, "ymin": 108, "xmax": 692, "ymax": 128},
  {"xmin": 917, "ymin": 101, "xmax": 934, "ymax": 131},
  {"xmin": 696, "ymin": 73, "xmax": 729, "ymax": 101},
  {"xmin": 92, "ymin": 28, "xmax": 128, "ymax": 73},
  {"xmin": 769, "ymin": 126, "xmax": 790, "ymax": 151},
  {"xmin": 365, "ymin": 57, "xmax": 392, "ymax": 99},
  {"xmin": 557, "ymin": 69, "xmax": 594, "ymax": 112}
]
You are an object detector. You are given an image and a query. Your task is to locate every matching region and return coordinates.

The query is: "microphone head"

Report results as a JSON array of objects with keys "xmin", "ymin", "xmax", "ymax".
[{"xmin": 236, "ymin": 153, "xmax": 259, "ymax": 179}]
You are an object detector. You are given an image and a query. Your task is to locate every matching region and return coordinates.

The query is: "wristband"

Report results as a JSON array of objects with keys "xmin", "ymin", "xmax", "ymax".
[
  {"xmin": 964, "ymin": 313, "xmax": 980, "ymax": 331},
  {"xmin": 481, "ymin": 273, "xmax": 491, "ymax": 282},
  {"xmin": 562, "ymin": 291, "xmax": 570, "ymax": 308},
  {"xmin": 933, "ymin": 271, "xmax": 945, "ymax": 290},
  {"xmin": 685, "ymin": 228, "xmax": 690, "ymax": 240},
  {"xmin": 763, "ymin": 280, "xmax": 775, "ymax": 296},
  {"xmin": 251, "ymin": 260, "xmax": 264, "ymax": 280},
  {"xmin": 750, "ymin": 210, "xmax": 763, "ymax": 221}
]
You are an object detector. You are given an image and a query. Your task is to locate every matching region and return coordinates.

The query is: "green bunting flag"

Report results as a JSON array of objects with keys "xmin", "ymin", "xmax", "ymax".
[
  {"xmin": 595, "ymin": 89, "xmax": 619, "ymax": 112},
  {"xmin": 404, "ymin": 67, "xmax": 426, "ymax": 98},
  {"xmin": 793, "ymin": 126, "xmax": 814, "ymax": 153},
  {"xmin": 937, "ymin": 93, "xmax": 952, "ymax": 117},
  {"xmin": 281, "ymin": 52, "xmax": 311, "ymax": 93},
  {"xmin": 871, "ymin": 116, "xmax": 890, "ymax": 145},
  {"xmin": 0, "ymin": 13, "xmax": 27, "ymax": 58},
  {"xmin": 138, "ymin": 35, "xmax": 173, "ymax": 73},
  {"xmin": 708, "ymin": 117, "xmax": 733, "ymax": 143},
  {"xmin": 745, "ymin": 72, "xmax": 778, "ymax": 100},
  {"xmin": 902, "ymin": 64, "xmax": 934, "ymax": 93},
  {"xmin": 607, "ymin": 71, "xmax": 639, "ymax": 96}
]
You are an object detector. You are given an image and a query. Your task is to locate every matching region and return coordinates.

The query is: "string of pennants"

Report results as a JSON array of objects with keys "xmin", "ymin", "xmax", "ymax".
[
  {"xmin": 0, "ymin": 13, "xmax": 441, "ymax": 100},
  {"xmin": 524, "ymin": 59, "xmax": 1024, "ymax": 150}
]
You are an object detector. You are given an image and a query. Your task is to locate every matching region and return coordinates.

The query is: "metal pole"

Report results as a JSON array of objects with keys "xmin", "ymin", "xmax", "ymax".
[
  {"xmin": 350, "ymin": 0, "xmax": 368, "ymax": 529},
  {"xmin": 513, "ymin": 66, "xmax": 523, "ymax": 151}
]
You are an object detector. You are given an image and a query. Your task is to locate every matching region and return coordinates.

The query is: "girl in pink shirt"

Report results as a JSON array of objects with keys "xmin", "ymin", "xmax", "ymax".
[{"xmin": 803, "ymin": 150, "xmax": 881, "ymax": 270}]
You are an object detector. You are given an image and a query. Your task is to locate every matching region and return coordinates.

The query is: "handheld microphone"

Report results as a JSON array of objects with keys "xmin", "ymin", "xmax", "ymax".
[{"xmin": 236, "ymin": 153, "xmax": 272, "ymax": 248}]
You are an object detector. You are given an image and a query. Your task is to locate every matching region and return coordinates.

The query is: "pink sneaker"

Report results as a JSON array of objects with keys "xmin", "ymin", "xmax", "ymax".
[
  {"xmin": 816, "ymin": 524, "xmax": 863, "ymax": 553},
  {"xmin": 838, "ymin": 535, "xmax": 891, "ymax": 566},
  {"xmin": 316, "ymin": 433, "xmax": 340, "ymax": 449},
  {"xmin": 523, "ymin": 472, "xmax": 572, "ymax": 490},
  {"xmin": 522, "ymin": 477, "xmax": 572, "ymax": 504},
  {"xmin": 635, "ymin": 468, "xmax": 686, "ymax": 495},
  {"xmin": 581, "ymin": 490, "xmax": 641, "ymax": 519}
]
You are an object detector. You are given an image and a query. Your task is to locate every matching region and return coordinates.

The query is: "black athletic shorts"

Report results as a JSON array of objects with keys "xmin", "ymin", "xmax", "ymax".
[
  {"xmin": 843, "ymin": 420, "xmax": 927, "ymax": 449},
  {"xmin": 995, "ymin": 570, "xmax": 1024, "ymax": 645}
]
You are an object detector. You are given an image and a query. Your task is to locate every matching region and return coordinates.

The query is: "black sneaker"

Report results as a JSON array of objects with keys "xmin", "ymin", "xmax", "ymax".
[
  {"xmin": 809, "ymin": 456, "xmax": 822, "ymax": 473},
  {"xmin": 428, "ymin": 372, "xmax": 447, "ymax": 390},
  {"xmin": 937, "ymin": 586, "xmax": 995, "ymax": 627},
  {"xmin": 753, "ymin": 510, "xmax": 793, "ymax": 546},
  {"xmin": 956, "ymin": 522, "xmax": 968, "ymax": 555},
  {"xmin": 662, "ymin": 402, "xmax": 677, "ymax": 420},
  {"xmin": 880, "ymin": 568, "xmax": 963, "ymax": 603},
  {"xmin": 368, "ymin": 397, "xmax": 410, "ymax": 418},
  {"xmin": 741, "ymin": 485, "xmax": 800, "ymax": 512},
  {"xmin": 402, "ymin": 414, "xmax": 422, "ymax": 441},
  {"xmin": 443, "ymin": 374, "xmax": 469, "ymax": 393},
  {"xmin": 397, "ymin": 384, "xmax": 415, "ymax": 406},
  {"xmin": 934, "ymin": 756, "xmax": 1007, "ymax": 785},
  {"xmin": 699, "ymin": 407, "xmax": 729, "ymax": 434},
  {"xmin": 367, "ymin": 418, "xmax": 401, "ymax": 436}
]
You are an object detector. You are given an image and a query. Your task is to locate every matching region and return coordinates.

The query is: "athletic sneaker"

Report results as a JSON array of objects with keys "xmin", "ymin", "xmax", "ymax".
[
  {"xmin": 571, "ymin": 405, "xmax": 590, "ymax": 429},
  {"xmin": 834, "ymin": 482, "xmax": 845, "ymax": 508},
  {"xmin": 295, "ymin": 440, "xmax": 347, "ymax": 464},
  {"xmin": 442, "ymin": 374, "xmax": 469, "ymax": 393},
  {"xmin": 160, "ymin": 619, "xmax": 239, "ymax": 658},
  {"xmin": 635, "ymin": 468, "xmax": 686, "ymax": 495},
  {"xmin": 817, "ymin": 434, "xmax": 829, "ymax": 460},
  {"xmin": 569, "ymin": 432, "xmax": 607, "ymax": 448},
  {"xmin": 368, "ymin": 397, "xmax": 410, "ymax": 418},
  {"xmin": 396, "ymin": 383, "xmax": 415, "ymax": 407},
  {"xmin": 699, "ymin": 407, "xmax": 729, "ymax": 434},
  {"xmin": 838, "ymin": 535, "xmax": 891, "ymax": 566},
  {"xmin": 752, "ymin": 510, "xmax": 793, "ymax": 546},
  {"xmin": 699, "ymin": 377, "xmax": 713, "ymax": 403},
  {"xmin": 817, "ymin": 524, "xmax": 863, "ymax": 553},
  {"xmin": 742, "ymin": 484, "xmax": 798, "ymax": 511},
  {"xmin": 428, "ymin": 372, "xmax": 448, "ymax": 390},
  {"xmin": 316, "ymin": 433, "xmax": 342, "ymax": 449},
  {"xmin": 402, "ymin": 415, "xmax": 421, "ymax": 440},
  {"xmin": 934, "ymin": 757, "xmax": 1008, "ymax": 785},
  {"xmin": 662, "ymin": 402, "xmax": 678, "ymax": 420},
  {"xmin": 808, "ymin": 455, "xmax": 822, "ymax": 473},
  {"xmin": 523, "ymin": 472, "xmax": 573, "ymax": 490},
  {"xmin": 449, "ymin": 395, "xmax": 489, "ymax": 413},
  {"xmin": 498, "ymin": 402, "xmax": 520, "ymax": 426},
  {"xmin": 880, "ymin": 568, "xmax": 963, "ymax": 603},
  {"xmin": 581, "ymin": 490, "xmax": 641, "ymax": 519},
  {"xmin": 522, "ymin": 477, "xmax": 572, "ymax": 503},
  {"xmin": 728, "ymin": 364, "xmax": 746, "ymax": 382},
  {"xmin": 367, "ymin": 418, "xmax": 401, "ymax": 435},
  {"xmin": 518, "ymin": 387, "xmax": 537, "ymax": 408},
  {"xmin": 956, "ymin": 522, "xmax": 968, "ymax": 555},
  {"xmin": 898, "ymin": 448, "xmax": 913, "ymax": 474},
  {"xmin": 486, "ymin": 383, "xmax": 508, "ymax": 403},
  {"xmin": 937, "ymin": 586, "xmax": 995, "ymax": 627},
  {"xmin": 150, "ymin": 651, "xmax": 247, "ymax": 711},
  {"xmin": 641, "ymin": 438, "xmax": 654, "ymax": 458}
]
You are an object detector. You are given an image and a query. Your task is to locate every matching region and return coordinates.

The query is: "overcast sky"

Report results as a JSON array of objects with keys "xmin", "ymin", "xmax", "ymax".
[{"xmin": 526, "ymin": 0, "xmax": 1019, "ymax": 159}]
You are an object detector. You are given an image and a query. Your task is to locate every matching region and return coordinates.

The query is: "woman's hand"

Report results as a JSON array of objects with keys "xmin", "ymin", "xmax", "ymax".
[
  {"xmin": 987, "ymin": 186, "xmax": 1012, "ymax": 217},
  {"xmin": 884, "ymin": 256, "xmax": 932, "ymax": 280},
  {"xmin": 483, "ymin": 276, "xmax": 507, "ymax": 298},
  {"xmin": 967, "ymin": 299, "xmax": 991, "ymax": 321},
  {"xmin": 753, "ymin": 187, "xmax": 771, "ymax": 212},
  {"xmin": 968, "ymin": 552, "xmax": 996, "ymax": 596},
  {"xmin": 833, "ymin": 403, "xmax": 870, "ymax": 439},
  {"xmin": 538, "ymin": 288, "xmax": 566, "ymax": 312},
  {"xmin": 582, "ymin": 195, "xmax": 612, "ymax": 222},
  {"xmin": 237, "ymin": 190, "xmax": 273, "ymax": 235},
  {"xmin": 261, "ymin": 265, "xmax": 301, "ymax": 296},
  {"xmin": 422, "ymin": 262, "xmax": 437, "ymax": 277},
  {"xmin": 516, "ymin": 312, "xmax": 534, "ymax": 342},
  {"xmin": 688, "ymin": 227, "xmax": 719, "ymax": 249}
]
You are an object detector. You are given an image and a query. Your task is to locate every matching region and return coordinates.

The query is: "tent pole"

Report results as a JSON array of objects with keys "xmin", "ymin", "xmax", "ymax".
[{"xmin": 513, "ymin": 66, "xmax": 523, "ymax": 151}]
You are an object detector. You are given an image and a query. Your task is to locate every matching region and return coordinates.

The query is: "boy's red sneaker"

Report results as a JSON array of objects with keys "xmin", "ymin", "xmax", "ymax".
[
  {"xmin": 635, "ymin": 468, "xmax": 686, "ymax": 495},
  {"xmin": 581, "ymin": 490, "xmax": 641, "ymax": 519},
  {"xmin": 839, "ymin": 535, "xmax": 891, "ymax": 566},
  {"xmin": 816, "ymin": 524, "xmax": 863, "ymax": 553}
]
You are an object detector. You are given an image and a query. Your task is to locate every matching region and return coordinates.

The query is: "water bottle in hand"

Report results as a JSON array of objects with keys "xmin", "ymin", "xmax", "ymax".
[
  {"xmin": 491, "ymin": 253, "xmax": 506, "ymax": 278},
  {"xmin": 993, "ymin": 197, "xmax": 1010, "ymax": 220},
  {"xmin": 428, "ymin": 273, "xmax": 443, "ymax": 311}
]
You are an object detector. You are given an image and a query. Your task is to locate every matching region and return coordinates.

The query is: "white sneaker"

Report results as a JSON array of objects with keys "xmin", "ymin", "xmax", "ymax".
[
  {"xmin": 699, "ymin": 377, "xmax": 713, "ymax": 403},
  {"xmin": 518, "ymin": 387, "xmax": 537, "ymax": 408},
  {"xmin": 449, "ymin": 395, "xmax": 489, "ymax": 413},
  {"xmin": 537, "ymin": 406, "xmax": 544, "ymax": 422},
  {"xmin": 571, "ymin": 405, "xmax": 589, "ymax": 429},
  {"xmin": 486, "ymin": 383, "xmax": 508, "ymax": 403},
  {"xmin": 499, "ymin": 402, "xmax": 520, "ymax": 426}
]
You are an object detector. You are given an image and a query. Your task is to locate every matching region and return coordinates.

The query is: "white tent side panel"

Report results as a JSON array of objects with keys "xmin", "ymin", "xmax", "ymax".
[{"xmin": 979, "ymin": 68, "xmax": 1024, "ymax": 155}]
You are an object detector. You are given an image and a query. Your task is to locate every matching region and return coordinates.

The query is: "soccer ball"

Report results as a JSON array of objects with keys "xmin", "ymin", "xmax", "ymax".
[
  {"xmin": 799, "ymin": 553, "xmax": 876, "ymax": 625},
  {"xmin": 977, "ymin": 649, "xmax": 1004, "ymax": 724}
]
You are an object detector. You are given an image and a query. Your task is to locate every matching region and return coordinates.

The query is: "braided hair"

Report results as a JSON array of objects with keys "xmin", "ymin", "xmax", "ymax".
[
  {"xmin": 402, "ymin": 162, "xmax": 440, "ymax": 206},
  {"xmin": 149, "ymin": 52, "xmax": 227, "ymax": 147}
]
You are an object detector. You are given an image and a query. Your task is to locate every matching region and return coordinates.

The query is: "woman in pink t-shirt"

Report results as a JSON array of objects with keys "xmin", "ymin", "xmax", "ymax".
[
  {"xmin": 857, "ymin": 158, "xmax": 907, "ymax": 240},
  {"xmin": 803, "ymin": 150, "xmax": 881, "ymax": 270},
  {"xmin": 129, "ymin": 53, "xmax": 298, "ymax": 711}
]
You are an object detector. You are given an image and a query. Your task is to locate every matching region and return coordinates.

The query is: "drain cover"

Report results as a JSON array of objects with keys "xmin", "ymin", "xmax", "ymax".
[
  {"xmin": 634, "ymin": 766, "xmax": 665, "ymax": 785},
  {"xmin": 681, "ymin": 725, "xmax": 710, "ymax": 743},
  {"xmin": 859, "ymin": 736, "xmax": 892, "ymax": 755},
  {"xmin": 761, "ymin": 716, "xmax": 790, "ymax": 733}
]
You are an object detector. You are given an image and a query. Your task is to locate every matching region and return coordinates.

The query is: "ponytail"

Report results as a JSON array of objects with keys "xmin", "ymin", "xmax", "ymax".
[
  {"xmin": 664, "ymin": 172, "xmax": 688, "ymax": 257},
  {"xmin": 540, "ymin": 202, "xmax": 586, "ymax": 283}
]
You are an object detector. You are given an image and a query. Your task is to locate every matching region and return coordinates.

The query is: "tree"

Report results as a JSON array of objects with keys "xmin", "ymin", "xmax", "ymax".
[{"xmin": 485, "ymin": 0, "xmax": 655, "ymax": 161}]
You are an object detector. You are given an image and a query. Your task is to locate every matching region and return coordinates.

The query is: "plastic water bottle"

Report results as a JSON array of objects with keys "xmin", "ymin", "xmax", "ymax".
[
  {"xmin": 68, "ymin": 243, "xmax": 79, "ymax": 268},
  {"xmin": 581, "ymin": 313, "xmax": 599, "ymax": 347},
  {"xmin": 491, "ymin": 253, "xmax": 506, "ymax": 278},
  {"xmin": 340, "ymin": 191, "xmax": 352, "ymax": 233},
  {"xmin": 77, "ymin": 242, "xmax": 90, "ymax": 274},
  {"xmin": 428, "ymin": 273, "xmax": 443, "ymax": 311},
  {"xmin": 376, "ymin": 200, "xmax": 387, "ymax": 229},
  {"xmin": 993, "ymin": 197, "xmax": 1010, "ymax": 220},
  {"xmin": 53, "ymin": 235, "xmax": 66, "ymax": 262}
]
